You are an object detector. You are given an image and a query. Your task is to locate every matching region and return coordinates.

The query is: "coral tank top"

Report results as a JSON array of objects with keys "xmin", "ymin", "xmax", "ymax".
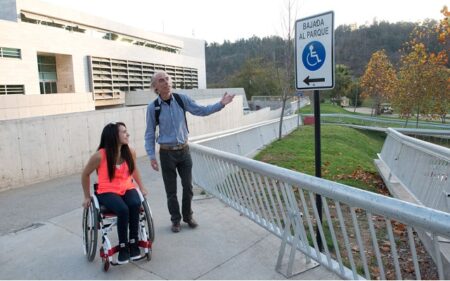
[{"xmin": 97, "ymin": 148, "xmax": 135, "ymax": 195}]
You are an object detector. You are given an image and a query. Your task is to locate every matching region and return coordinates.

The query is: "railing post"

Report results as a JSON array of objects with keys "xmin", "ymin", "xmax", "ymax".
[
  {"xmin": 276, "ymin": 209, "xmax": 300, "ymax": 277},
  {"xmin": 276, "ymin": 208, "xmax": 318, "ymax": 278}
]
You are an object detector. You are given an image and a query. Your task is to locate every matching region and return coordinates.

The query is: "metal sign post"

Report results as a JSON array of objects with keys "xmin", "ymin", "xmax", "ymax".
[{"xmin": 295, "ymin": 11, "xmax": 334, "ymax": 252}]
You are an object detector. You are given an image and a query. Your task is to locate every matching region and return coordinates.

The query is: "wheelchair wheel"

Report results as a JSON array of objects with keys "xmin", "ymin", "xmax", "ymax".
[
  {"xmin": 82, "ymin": 201, "xmax": 98, "ymax": 262},
  {"xmin": 142, "ymin": 199, "xmax": 155, "ymax": 243}
]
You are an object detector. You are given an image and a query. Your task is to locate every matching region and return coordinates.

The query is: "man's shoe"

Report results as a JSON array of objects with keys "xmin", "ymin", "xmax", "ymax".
[
  {"xmin": 171, "ymin": 222, "xmax": 181, "ymax": 233},
  {"xmin": 117, "ymin": 243, "xmax": 129, "ymax": 264},
  {"xmin": 129, "ymin": 239, "xmax": 141, "ymax": 261},
  {"xmin": 184, "ymin": 218, "xmax": 198, "ymax": 228}
]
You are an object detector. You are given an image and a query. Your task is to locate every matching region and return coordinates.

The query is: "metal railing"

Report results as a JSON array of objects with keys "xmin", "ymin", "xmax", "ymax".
[
  {"xmin": 193, "ymin": 115, "xmax": 299, "ymax": 157},
  {"xmin": 378, "ymin": 128, "xmax": 450, "ymax": 213},
  {"xmin": 307, "ymin": 113, "xmax": 450, "ymax": 130},
  {"xmin": 190, "ymin": 142, "xmax": 450, "ymax": 280}
]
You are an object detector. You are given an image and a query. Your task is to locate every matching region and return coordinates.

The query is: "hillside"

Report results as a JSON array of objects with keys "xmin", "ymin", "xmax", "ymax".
[{"xmin": 205, "ymin": 20, "xmax": 441, "ymax": 87}]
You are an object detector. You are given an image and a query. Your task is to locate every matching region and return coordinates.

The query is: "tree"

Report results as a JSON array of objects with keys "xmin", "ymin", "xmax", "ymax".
[
  {"xmin": 395, "ymin": 44, "xmax": 427, "ymax": 126},
  {"xmin": 228, "ymin": 57, "xmax": 280, "ymax": 100},
  {"xmin": 433, "ymin": 6, "xmax": 450, "ymax": 123},
  {"xmin": 329, "ymin": 64, "xmax": 353, "ymax": 104},
  {"xmin": 360, "ymin": 50, "xmax": 398, "ymax": 115},
  {"xmin": 206, "ymin": 35, "xmax": 286, "ymax": 88},
  {"xmin": 348, "ymin": 79, "xmax": 362, "ymax": 109},
  {"xmin": 205, "ymin": 21, "xmax": 443, "ymax": 89},
  {"xmin": 275, "ymin": 0, "xmax": 297, "ymax": 139},
  {"xmin": 436, "ymin": 6, "xmax": 449, "ymax": 53},
  {"xmin": 396, "ymin": 43, "xmax": 448, "ymax": 126},
  {"xmin": 428, "ymin": 55, "xmax": 449, "ymax": 123},
  {"xmin": 335, "ymin": 21, "xmax": 417, "ymax": 76},
  {"xmin": 394, "ymin": 9, "xmax": 449, "ymax": 126}
]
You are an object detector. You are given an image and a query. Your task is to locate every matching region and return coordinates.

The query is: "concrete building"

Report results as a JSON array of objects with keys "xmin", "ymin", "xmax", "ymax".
[{"xmin": 0, "ymin": 0, "xmax": 206, "ymax": 118}]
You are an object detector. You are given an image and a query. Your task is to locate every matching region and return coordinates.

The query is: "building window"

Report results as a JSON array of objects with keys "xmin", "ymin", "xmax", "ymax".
[
  {"xmin": 38, "ymin": 55, "xmax": 58, "ymax": 94},
  {"xmin": 0, "ymin": 85, "xmax": 25, "ymax": 95},
  {"xmin": 39, "ymin": 82, "xmax": 57, "ymax": 94},
  {"xmin": 90, "ymin": 56, "xmax": 198, "ymax": 100},
  {"xmin": 0, "ymin": 47, "xmax": 21, "ymax": 59}
]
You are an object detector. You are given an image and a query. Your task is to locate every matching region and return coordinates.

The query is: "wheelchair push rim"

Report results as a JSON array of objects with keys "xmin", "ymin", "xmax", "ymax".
[
  {"xmin": 140, "ymin": 198, "xmax": 154, "ymax": 261},
  {"xmin": 82, "ymin": 199, "xmax": 98, "ymax": 262},
  {"xmin": 142, "ymin": 198, "xmax": 155, "ymax": 243}
]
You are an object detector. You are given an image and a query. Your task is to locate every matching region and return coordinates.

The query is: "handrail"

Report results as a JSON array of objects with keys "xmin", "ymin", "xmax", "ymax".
[
  {"xmin": 302, "ymin": 113, "xmax": 450, "ymax": 130},
  {"xmin": 386, "ymin": 128, "xmax": 450, "ymax": 161},
  {"xmin": 190, "ymin": 142, "xmax": 450, "ymax": 279},
  {"xmin": 191, "ymin": 143, "xmax": 450, "ymax": 234}
]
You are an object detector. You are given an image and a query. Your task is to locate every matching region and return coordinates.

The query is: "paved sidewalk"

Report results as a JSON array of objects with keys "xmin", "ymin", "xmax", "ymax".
[
  {"xmin": 0, "ymin": 157, "xmax": 339, "ymax": 279},
  {"xmin": 343, "ymin": 106, "xmax": 373, "ymax": 115}
]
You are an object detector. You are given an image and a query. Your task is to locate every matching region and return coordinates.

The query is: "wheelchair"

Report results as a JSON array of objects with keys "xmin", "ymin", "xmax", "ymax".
[{"xmin": 82, "ymin": 185, "xmax": 155, "ymax": 272}]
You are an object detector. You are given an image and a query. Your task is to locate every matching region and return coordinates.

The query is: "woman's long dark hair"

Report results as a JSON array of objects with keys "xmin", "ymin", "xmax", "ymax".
[{"xmin": 97, "ymin": 122, "xmax": 134, "ymax": 181}]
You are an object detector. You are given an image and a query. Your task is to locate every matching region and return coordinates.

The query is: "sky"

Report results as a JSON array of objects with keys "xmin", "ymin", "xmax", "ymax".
[{"xmin": 41, "ymin": 0, "xmax": 448, "ymax": 44}]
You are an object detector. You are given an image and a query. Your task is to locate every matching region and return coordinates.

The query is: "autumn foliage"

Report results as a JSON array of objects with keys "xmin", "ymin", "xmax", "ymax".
[
  {"xmin": 360, "ymin": 50, "xmax": 398, "ymax": 115},
  {"xmin": 362, "ymin": 6, "xmax": 450, "ymax": 123},
  {"xmin": 394, "ymin": 7, "xmax": 450, "ymax": 124},
  {"xmin": 436, "ymin": 6, "xmax": 449, "ymax": 48}
]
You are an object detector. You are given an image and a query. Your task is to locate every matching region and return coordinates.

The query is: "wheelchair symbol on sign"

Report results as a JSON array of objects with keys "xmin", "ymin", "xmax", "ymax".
[{"xmin": 302, "ymin": 41, "xmax": 326, "ymax": 71}]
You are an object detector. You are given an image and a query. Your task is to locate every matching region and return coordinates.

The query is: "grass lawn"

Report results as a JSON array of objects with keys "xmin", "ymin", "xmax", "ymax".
[
  {"xmin": 253, "ymin": 122, "xmax": 438, "ymax": 279},
  {"xmin": 299, "ymin": 102, "xmax": 355, "ymax": 115},
  {"xmin": 254, "ymin": 124, "xmax": 387, "ymax": 192}
]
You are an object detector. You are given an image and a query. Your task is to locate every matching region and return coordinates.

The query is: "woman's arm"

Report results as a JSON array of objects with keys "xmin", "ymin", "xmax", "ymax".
[
  {"xmin": 81, "ymin": 151, "xmax": 101, "ymax": 208},
  {"xmin": 131, "ymin": 148, "xmax": 148, "ymax": 197}
]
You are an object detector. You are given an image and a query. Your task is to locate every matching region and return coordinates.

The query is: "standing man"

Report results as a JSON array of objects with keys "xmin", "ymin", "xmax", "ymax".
[{"xmin": 145, "ymin": 71, "xmax": 234, "ymax": 233}]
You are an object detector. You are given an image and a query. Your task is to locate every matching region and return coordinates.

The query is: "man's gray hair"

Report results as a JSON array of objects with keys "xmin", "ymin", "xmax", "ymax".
[{"xmin": 150, "ymin": 71, "xmax": 172, "ymax": 91}]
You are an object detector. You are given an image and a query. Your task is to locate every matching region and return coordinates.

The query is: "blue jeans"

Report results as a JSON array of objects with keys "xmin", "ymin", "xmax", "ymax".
[
  {"xmin": 97, "ymin": 189, "xmax": 141, "ymax": 244},
  {"xmin": 159, "ymin": 146, "xmax": 193, "ymax": 223}
]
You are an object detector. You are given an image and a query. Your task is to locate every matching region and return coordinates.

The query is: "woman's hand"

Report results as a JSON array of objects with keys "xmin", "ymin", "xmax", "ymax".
[
  {"xmin": 140, "ymin": 187, "xmax": 149, "ymax": 197},
  {"xmin": 82, "ymin": 197, "xmax": 91, "ymax": 209}
]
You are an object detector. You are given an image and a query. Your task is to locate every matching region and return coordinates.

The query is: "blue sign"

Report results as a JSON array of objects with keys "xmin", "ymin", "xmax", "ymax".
[{"xmin": 301, "ymin": 41, "xmax": 326, "ymax": 71}]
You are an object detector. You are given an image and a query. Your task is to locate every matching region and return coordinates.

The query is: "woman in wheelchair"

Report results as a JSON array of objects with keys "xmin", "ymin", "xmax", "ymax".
[{"xmin": 81, "ymin": 122, "xmax": 148, "ymax": 265}]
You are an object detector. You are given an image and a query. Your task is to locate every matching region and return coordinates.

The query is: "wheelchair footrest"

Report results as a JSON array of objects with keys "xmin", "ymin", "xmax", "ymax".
[
  {"xmin": 100, "ymin": 245, "xmax": 119, "ymax": 258},
  {"xmin": 139, "ymin": 240, "xmax": 152, "ymax": 249},
  {"xmin": 100, "ymin": 241, "xmax": 150, "ymax": 259},
  {"xmin": 132, "ymin": 254, "xmax": 150, "ymax": 262}
]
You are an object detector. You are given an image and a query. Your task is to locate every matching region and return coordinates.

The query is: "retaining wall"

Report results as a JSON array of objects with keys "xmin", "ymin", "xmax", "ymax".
[{"xmin": 0, "ymin": 95, "xmax": 289, "ymax": 191}]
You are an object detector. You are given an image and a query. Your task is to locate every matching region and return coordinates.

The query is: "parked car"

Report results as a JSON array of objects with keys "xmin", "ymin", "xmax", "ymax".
[{"xmin": 380, "ymin": 103, "xmax": 393, "ymax": 114}]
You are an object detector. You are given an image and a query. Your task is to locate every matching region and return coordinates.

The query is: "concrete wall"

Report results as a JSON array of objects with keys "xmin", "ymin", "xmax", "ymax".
[
  {"xmin": 0, "ymin": 95, "xmax": 286, "ymax": 191},
  {"xmin": 0, "ymin": 93, "xmax": 95, "ymax": 120}
]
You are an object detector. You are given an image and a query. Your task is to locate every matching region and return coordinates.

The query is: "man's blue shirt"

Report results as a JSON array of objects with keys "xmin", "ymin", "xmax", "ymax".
[{"xmin": 144, "ymin": 93, "xmax": 224, "ymax": 160}]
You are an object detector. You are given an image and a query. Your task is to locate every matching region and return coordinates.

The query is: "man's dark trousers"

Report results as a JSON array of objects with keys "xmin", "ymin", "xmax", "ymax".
[{"xmin": 159, "ymin": 147, "xmax": 193, "ymax": 223}]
